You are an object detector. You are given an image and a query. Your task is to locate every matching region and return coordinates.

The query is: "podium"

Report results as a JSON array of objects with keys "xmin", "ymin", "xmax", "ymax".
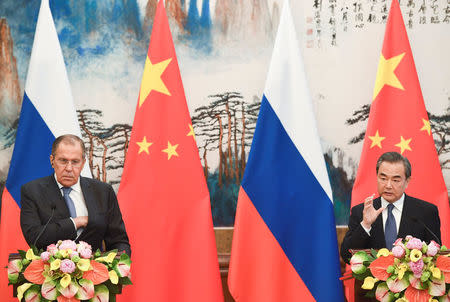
[{"xmin": 341, "ymin": 270, "xmax": 377, "ymax": 302}]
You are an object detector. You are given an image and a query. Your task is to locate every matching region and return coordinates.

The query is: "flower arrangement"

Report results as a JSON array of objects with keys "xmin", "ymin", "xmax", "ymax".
[
  {"xmin": 7, "ymin": 240, "xmax": 131, "ymax": 302},
  {"xmin": 350, "ymin": 236, "xmax": 450, "ymax": 302}
]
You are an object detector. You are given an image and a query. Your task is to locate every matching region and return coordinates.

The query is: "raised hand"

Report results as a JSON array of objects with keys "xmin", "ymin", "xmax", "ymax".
[{"xmin": 362, "ymin": 194, "xmax": 384, "ymax": 229}]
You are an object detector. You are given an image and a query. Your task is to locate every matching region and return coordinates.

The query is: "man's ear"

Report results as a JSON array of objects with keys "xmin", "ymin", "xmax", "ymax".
[
  {"xmin": 50, "ymin": 155, "xmax": 54, "ymax": 168},
  {"xmin": 80, "ymin": 157, "xmax": 86, "ymax": 170},
  {"xmin": 405, "ymin": 177, "xmax": 411, "ymax": 188}
]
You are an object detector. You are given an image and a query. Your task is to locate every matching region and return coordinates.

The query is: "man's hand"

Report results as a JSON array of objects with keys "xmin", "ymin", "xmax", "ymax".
[
  {"xmin": 362, "ymin": 194, "xmax": 384, "ymax": 229},
  {"xmin": 73, "ymin": 216, "xmax": 88, "ymax": 229}
]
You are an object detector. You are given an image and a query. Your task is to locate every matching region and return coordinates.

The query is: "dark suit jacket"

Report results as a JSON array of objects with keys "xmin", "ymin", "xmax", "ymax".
[
  {"xmin": 20, "ymin": 175, "xmax": 131, "ymax": 255},
  {"xmin": 340, "ymin": 194, "xmax": 440, "ymax": 264}
]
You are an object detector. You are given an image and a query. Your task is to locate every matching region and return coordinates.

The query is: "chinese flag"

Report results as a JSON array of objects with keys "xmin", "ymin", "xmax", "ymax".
[
  {"xmin": 117, "ymin": 1, "xmax": 223, "ymax": 301},
  {"xmin": 351, "ymin": 0, "xmax": 449, "ymax": 246}
]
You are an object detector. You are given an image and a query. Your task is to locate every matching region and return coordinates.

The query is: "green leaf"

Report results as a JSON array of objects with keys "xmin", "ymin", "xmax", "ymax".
[
  {"xmin": 353, "ymin": 270, "xmax": 372, "ymax": 281},
  {"xmin": 18, "ymin": 250, "xmax": 27, "ymax": 258},
  {"xmin": 120, "ymin": 277, "xmax": 132, "ymax": 285},
  {"xmin": 17, "ymin": 274, "xmax": 25, "ymax": 284},
  {"xmin": 104, "ymin": 280, "xmax": 120, "ymax": 294},
  {"xmin": 31, "ymin": 245, "xmax": 40, "ymax": 255},
  {"xmin": 420, "ymin": 271, "xmax": 431, "ymax": 283},
  {"xmin": 371, "ymin": 249, "xmax": 378, "ymax": 258},
  {"xmin": 120, "ymin": 253, "xmax": 131, "ymax": 262},
  {"xmin": 364, "ymin": 290, "xmax": 375, "ymax": 298}
]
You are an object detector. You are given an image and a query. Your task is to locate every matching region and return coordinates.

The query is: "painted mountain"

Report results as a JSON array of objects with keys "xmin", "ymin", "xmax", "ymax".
[{"xmin": 0, "ymin": 0, "xmax": 359, "ymax": 226}]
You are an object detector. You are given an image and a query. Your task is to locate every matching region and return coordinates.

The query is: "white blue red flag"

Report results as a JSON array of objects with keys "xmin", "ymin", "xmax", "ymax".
[
  {"xmin": 228, "ymin": 1, "xmax": 344, "ymax": 301},
  {"xmin": 0, "ymin": 1, "xmax": 87, "ymax": 299}
]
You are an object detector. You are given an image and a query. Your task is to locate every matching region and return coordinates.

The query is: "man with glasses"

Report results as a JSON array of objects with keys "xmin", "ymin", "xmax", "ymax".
[
  {"xmin": 340, "ymin": 151, "xmax": 441, "ymax": 263},
  {"xmin": 20, "ymin": 134, "xmax": 131, "ymax": 255}
]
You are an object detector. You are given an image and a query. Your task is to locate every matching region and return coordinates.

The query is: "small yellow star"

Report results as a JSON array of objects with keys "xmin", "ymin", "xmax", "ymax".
[
  {"xmin": 395, "ymin": 136, "xmax": 412, "ymax": 154},
  {"xmin": 420, "ymin": 118, "xmax": 431, "ymax": 136},
  {"xmin": 368, "ymin": 130, "xmax": 386, "ymax": 149},
  {"xmin": 136, "ymin": 136, "xmax": 152, "ymax": 155},
  {"xmin": 162, "ymin": 141, "xmax": 179, "ymax": 160},
  {"xmin": 187, "ymin": 124, "xmax": 195, "ymax": 139},
  {"xmin": 138, "ymin": 56, "xmax": 172, "ymax": 108},
  {"xmin": 373, "ymin": 53, "xmax": 405, "ymax": 100}
]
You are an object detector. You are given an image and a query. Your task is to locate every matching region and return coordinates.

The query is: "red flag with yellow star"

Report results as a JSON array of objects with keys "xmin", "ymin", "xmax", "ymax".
[
  {"xmin": 351, "ymin": 0, "xmax": 449, "ymax": 245},
  {"xmin": 117, "ymin": 1, "xmax": 223, "ymax": 301}
]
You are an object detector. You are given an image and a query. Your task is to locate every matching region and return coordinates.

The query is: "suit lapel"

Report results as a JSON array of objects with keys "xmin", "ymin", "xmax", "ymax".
[
  {"xmin": 398, "ymin": 195, "xmax": 411, "ymax": 238},
  {"xmin": 80, "ymin": 177, "xmax": 93, "ymax": 225},
  {"xmin": 370, "ymin": 198, "xmax": 386, "ymax": 248},
  {"xmin": 44, "ymin": 176, "xmax": 71, "ymax": 217}
]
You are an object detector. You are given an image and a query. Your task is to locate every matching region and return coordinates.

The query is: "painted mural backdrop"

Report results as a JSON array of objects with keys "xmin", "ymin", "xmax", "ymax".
[{"xmin": 0, "ymin": 0, "xmax": 448, "ymax": 226}]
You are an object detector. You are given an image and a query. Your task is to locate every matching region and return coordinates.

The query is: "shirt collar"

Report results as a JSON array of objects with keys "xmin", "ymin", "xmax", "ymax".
[
  {"xmin": 54, "ymin": 173, "xmax": 81, "ymax": 193},
  {"xmin": 381, "ymin": 193, "xmax": 405, "ymax": 212}
]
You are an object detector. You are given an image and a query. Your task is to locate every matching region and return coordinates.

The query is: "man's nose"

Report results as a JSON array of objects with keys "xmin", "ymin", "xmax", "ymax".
[{"xmin": 385, "ymin": 179, "xmax": 393, "ymax": 187}]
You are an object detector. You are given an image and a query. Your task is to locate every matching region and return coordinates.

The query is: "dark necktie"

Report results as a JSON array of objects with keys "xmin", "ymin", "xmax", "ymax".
[
  {"xmin": 385, "ymin": 203, "xmax": 397, "ymax": 250},
  {"xmin": 62, "ymin": 187, "xmax": 77, "ymax": 218}
]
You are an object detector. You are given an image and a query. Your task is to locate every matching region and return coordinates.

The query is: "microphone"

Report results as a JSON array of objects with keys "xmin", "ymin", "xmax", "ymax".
[
  {"xmin": 410, "ymin": 216, "xmax": 441, "ymax": 246},
  {"xmin": 33, "ymin": 203, "xmax": 56, "ymax": 248}
]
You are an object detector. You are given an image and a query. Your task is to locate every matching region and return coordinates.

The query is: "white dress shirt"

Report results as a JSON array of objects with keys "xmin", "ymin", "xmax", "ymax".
[
  {"xmin": 361, "ymin": 194, "xmax": 405, "ymax": 235},
  {"xmin": 55, "ymin": 174, "xmax": 88, "ymax": 237}
]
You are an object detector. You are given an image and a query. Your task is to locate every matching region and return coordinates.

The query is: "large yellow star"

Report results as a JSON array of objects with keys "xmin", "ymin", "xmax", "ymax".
[
  {"xmin": 136, "ymin": 136, "xmax": 152, "ymax": 154},
  {"xmin": 187, "ymin": 124, "xmax": 195, "ymax": 139},
  {"xmin": 162, "ymin": 141, "xmax": 179, "ymax": 160},
  {"xmin": 368, "ymin": 130, "xmax": 386, "ymax": 149},
  {"xmin": 373, "ymin": 53, "xmax": 405, "ymax": 100},
  {"xmin": 138, "ymin": 57, "xmax": 172, "ymax": 108},
  {"xmin": 395, "ymin": 136, "xmax": 412, "ymax": 154},
  {"xmin": 420, "ymin": 118, "xmax": 431, "ymax": 135}
]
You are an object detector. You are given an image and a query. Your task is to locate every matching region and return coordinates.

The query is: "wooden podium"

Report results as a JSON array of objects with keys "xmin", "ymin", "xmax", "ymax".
[
  {"xmin": 341, "ymin": 270, "xmax": 377, "ymax": 302},
  {"xmin": 218, "ymin": 253, "xmax": 235, "ymax": 302}
]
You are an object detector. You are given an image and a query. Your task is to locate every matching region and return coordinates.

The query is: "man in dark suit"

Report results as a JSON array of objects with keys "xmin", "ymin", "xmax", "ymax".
[
  {"xmin": 20, "ymin": 134, "xmax": 131, "ymax": 255},
  {"xmin": 341, "ymin": 151, "xmax": 441, "ymax": 263}
]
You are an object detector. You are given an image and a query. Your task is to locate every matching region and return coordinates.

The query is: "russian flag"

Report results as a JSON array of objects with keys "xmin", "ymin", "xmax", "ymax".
[
  {"xmin": 0, "ymin": 1, "xmax": 88, "ymax": 299},
  {"xmin": 227, "ymin": 1, "xmax": 344, "ymax": 301}
]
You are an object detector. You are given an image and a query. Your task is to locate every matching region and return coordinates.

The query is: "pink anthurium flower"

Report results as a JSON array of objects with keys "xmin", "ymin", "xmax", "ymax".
[
  {"xmin": 386, "ymin": 276, "xmax": 409, "ymax": 293},
  {"xmin": 428, "ymin": 277, "xmax": 446, "ymax": 297},
  {"xmin": 92, "ymin": 284, "xmax": 109, "ymax": 302},
  {"xmin": 57, "ymin": 280, "xmax": 79, "ymax": 298},
  {"xmin": 375, "ymin": 282, "xmax": 394, "ymax": 302},
  {"xmin": 41, "ymin": 280, "xmax": 58, "ymax": 300},
  {"xmin": 75, "ymin": 279, "xmax": 94, "ymax": 300}
]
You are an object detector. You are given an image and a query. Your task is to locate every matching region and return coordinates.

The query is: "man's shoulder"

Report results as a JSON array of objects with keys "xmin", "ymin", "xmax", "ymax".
[
  {"xmin": 80, "ymin": 177, "xmax": 113, "ymax": 190},
  {"xmin": 351, "ymin": 203, "xmax": 365, "ymax": 211},
  {"xmin": 22, "ymin": 175, "xmax": 54, "ymax": 190},
  {"xmin": 405, "ymin": 194, "xmax": 438, "ymax": 211},
  {"xmin": 349, "ymin": 201, "xmax": 367, "ymax": 215}
]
